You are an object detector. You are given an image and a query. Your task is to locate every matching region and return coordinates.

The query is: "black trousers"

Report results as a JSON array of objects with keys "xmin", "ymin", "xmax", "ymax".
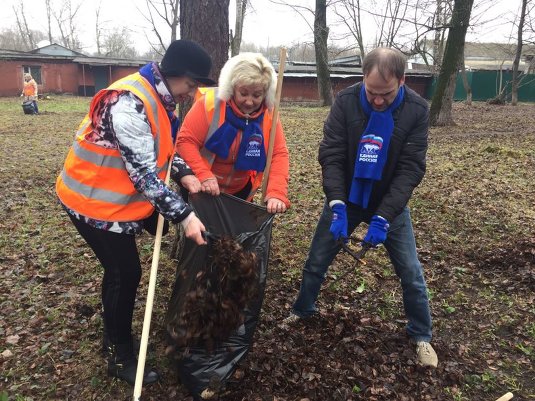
[{"xmin": 69, "ymin": 214, "xmax": 141, "ymax": 345}]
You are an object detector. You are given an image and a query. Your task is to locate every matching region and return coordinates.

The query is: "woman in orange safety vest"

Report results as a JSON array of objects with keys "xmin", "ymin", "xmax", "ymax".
[
  {"xmin": 21, "ymin": 73, "xmax": 39, "ymax": 114},
  {"xmin": 55, "ymin": 40, "xmax": 214, "ymax": 387},
  {"xmin": 176, "ymin": 52, "xmax": 290, "ymax": 213}
]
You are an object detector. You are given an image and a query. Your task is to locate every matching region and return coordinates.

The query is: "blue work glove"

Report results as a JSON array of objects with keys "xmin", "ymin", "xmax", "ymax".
[
  {"xmin": 329, "ymin": 203, "xmax": 348, "ymax": 242},
  {"xmin": 363, "ymin": 215, "xmax": 389, "ymax": 247}
]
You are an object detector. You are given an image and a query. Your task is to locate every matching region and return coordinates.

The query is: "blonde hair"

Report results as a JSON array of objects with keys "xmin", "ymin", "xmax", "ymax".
[
  {"xmin": 24, "ymin": 73, "xmax": 33, "ymax": 80},
  {"xmin": 217, "ymin": 52, "xmax": 277, "ymax": 109}
]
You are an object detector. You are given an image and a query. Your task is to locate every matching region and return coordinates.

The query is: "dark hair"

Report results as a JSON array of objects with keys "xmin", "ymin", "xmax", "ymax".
[{"xmin": 362, "ymin": 48, "xmax": 406, "ymax": 80}]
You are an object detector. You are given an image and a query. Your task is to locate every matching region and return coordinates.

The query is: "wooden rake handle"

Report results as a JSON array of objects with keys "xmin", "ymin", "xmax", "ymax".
[
  {"xmin": 261, "ymin": 47, "xmax": 287, "ymax": 199},
  {"xmin": 133, "ymin": 153, "xmax": 176, "ymax": 399}
]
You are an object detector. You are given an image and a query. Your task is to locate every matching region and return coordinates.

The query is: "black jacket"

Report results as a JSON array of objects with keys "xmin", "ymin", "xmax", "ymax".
[{"xmin": 319, "ymin": 82, "xmax": 429, "ymax": 223}]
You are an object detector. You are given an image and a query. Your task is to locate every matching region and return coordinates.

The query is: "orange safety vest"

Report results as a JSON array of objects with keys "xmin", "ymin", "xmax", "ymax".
[
  {"xmin": 23, "ymin": 80, "xmax": 37, "ymax": 96},
  {"xmin": 199, "ymin": 88, "xmax": 274, "ymax": 198},
  {"xmin": 56, "ymin": 72, "xmax": 173, "ymax": 222}
]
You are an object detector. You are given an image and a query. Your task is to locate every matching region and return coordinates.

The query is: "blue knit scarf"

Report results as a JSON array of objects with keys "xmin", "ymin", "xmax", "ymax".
[
  {"xmin": 204, "ymin": 104, "xmax": 266, "ymax": 172},
  {"xmin": 139, "ymin": 62, "xmax": 180, "ymax": 142},
  {"xmin": 348, "ymin": 84, "xmax": 405, "ymax": 208}
]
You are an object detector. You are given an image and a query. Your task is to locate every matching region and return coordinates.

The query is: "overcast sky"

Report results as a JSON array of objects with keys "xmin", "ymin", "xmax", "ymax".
[{"xmin": 1, "ymin": 0, "xmax": 523, "ymax": 54}]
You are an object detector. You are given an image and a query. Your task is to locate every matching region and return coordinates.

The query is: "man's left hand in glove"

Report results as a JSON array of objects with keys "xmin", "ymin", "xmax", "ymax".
[{"xmin": 363, "ymin": 215, "xmax": 389, "ymax": 247}]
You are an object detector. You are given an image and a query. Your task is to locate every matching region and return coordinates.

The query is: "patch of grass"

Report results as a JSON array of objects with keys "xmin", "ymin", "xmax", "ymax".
[
  {"xmin": 527, "ymin": 322, "xmax": 535, "ymax": 340},
  {"xmin": 442, "ymin": 299, "xmax": 456, "ymax": 314},
  {"xmin": 444, "ymin": 386, "xmax": 467, "ymax": 401},
  {"xmin": 515, "ymin": 342, "xmax": 533, "ymax": 356}
]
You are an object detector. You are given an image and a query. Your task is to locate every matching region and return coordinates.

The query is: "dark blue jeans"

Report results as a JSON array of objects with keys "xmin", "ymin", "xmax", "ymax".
[{"xmin": 292, "ymin": 202, "xmax": 432, "ymax": 342}]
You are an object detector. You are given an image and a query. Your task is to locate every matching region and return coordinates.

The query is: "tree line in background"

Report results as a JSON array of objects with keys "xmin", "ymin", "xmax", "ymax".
[{"xmin": 1, "ymin": 0, "xmax": 534, "ymax": 125}]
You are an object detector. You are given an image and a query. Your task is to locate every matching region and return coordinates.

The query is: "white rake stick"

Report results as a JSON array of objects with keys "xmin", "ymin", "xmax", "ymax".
[
  {"xmin": 133, "ymin": 158, "xmax": 174, "ymax": 400},
  {"xmin": 494, "ymin": 392, "xmax": 513, "ymax": 401},
  {"xmin": 261, "ymin": 47, "xmax": 287, "ymax": 200}
]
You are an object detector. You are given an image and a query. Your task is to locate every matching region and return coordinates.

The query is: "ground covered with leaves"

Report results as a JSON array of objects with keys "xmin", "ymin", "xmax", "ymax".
[{"xmin": 0, "ymin": 97, "xmax": 533, "ymax": 401}]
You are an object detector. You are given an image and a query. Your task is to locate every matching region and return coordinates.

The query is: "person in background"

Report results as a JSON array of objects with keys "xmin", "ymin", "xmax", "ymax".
[
  {"xmin": 176, "ymin": 52, "xmax": 290, "ymax": 213},
  {"xmin": 282, "ymin": 48, "xmax": 438, "ymax": 368},
  {"xmin": 56, "ymin": 40, "xmax": 214, "ymax": 386},
  {"xmin": 22, "ymin": 73, "xmax": 39, "ymax": 114}
]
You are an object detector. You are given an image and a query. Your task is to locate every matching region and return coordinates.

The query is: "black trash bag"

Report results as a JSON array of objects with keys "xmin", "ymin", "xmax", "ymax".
[
  {"xmin": 165, "ymin": 192, "xmax": 274, "ymax": 399},
  {"xmin": 22, "ymin": 101, "xmax": 37, "ymax": 115}
]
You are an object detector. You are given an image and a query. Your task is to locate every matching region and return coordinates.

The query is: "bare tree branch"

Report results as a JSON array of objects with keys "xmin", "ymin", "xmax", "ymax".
[
  {"xmin": 268, "ymin": 0, "xmax": 316, "ymax": 32},
  {"xmin": 138, "ymin": 0, "xmax": 179, "ymax": 51},
  {"xmin": 12, "ymin": 1, "xmax": 36, "ymax": 49},
  {"xmin": 231, "ymin": 0, "xmax": 248, "ymax": 56}
]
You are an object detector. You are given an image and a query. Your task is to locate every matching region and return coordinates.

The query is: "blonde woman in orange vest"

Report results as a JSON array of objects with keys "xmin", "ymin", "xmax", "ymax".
[
  {"xmin": 176, "ymin": 53, "xmax": 290, "ymax": 212},
  {"xmin": 21, "ymin": 73, "xmax": 39, "ymax": 114},
  {"xmin": 56, "ymin": 40, "xmax": 215, "ymax": 387}
]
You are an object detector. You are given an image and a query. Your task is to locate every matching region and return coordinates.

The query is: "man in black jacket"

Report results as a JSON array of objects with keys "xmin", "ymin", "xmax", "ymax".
[{"xmin": 283, "ymin": 48, "xmax": 437, "ymax": 368}]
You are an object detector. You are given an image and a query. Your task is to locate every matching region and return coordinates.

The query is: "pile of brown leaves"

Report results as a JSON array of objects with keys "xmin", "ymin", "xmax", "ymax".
[{"xmin": 167, "ymin": 237, "xmax": 258, "ymax": 352}]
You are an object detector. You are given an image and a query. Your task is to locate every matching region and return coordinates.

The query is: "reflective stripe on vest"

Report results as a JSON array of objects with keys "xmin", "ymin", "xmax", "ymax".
[
  {"xmin": 56, "ymin": 72, "xmax": 173, "ymax": 222},
  {"xmin": 69, "ymin": 136, "xmax": 170, "ymax": 173},
  {"xmin": 60, "ymin": 170, "xmax": 145, "ymax": 204},
  {"xmin": 199, "ymin": 88, "xmax": 221, "ymax": 164}
]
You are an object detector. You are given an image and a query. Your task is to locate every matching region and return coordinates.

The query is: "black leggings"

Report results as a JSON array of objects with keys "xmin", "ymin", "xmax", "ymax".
[{"xmin": 69, "ymin": 214, "xmax": 141, "ymax": 345}]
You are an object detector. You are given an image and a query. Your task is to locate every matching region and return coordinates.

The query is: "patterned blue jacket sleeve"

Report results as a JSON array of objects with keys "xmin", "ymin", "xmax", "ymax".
[
  {"xmin": 109, "ymin": 92, "xmax": 192, "ymax": 223},
  {"xmin": 171, "ymin": 154, "xmax": 195, "ymax": 184}
]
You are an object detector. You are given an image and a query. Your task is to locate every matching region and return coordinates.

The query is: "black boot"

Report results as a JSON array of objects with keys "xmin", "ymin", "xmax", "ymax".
[
  {"xmin": 102, "ymin": 332, "xmax": 141, "ymax": 355},
  {"xmin": 106, "ymin": 342, "xmax": 159, "ymax": 386}
]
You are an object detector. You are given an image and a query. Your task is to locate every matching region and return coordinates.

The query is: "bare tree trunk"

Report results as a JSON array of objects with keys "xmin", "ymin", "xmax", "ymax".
[
  {"xmin": 20, "ymin": 1, "xmax": 35, "ymax": 49},
  {"xmin": 231, "ymin": 0, "xmax": 247, "ymax": 56},
  {"xmin": 178, "ymin": 0, "xmax": 229, "ymax": 122},
  {"xmin": 170, "ymin": 1, "xmax": 179, "ymax": 42},
  {"xmin": 487, "ymin": 59, "xmax": 507, "ymax": 104},
  {"xmin": 175, "ymin": 0, "xmax": 229, "ymax": 259},
  {"xmin": 95, "ymin": 1, "xmax": 103, "ymax": 56},
  {"xmin": 45, "ymin": 0, "xmax": 53, "ymax": 44},
  {"xmin": 459, "ymin": 53, "xmax": 472, "ymax": 105},
  {"xmin": 512, "ymin": 0, "xmax": 528, "ymax": 106},
  {"xmin": 314, "ymin": 0, "xmax": 333, "ymax": 106},
  {"xmin": 180, "ymin": 0, "xmax": 229, "ymax": 83},
  {"xmin": 13, "ymin": 6, "xmax": 29, "ymax": 50},
  {"xmin": 430, "ymin": 0, "xmax": 474, "ymax": 126},
  {"xmin": 13, "ymin": 1, "xmax": 35, "ymax": 50},
  {"xmin": 55, "ymin": 15, "xmax": 68, "ymax": 49},
  {"xmin": 433, "ymin": 0, "xmax": 444, "ymax": 72},
  {"xmin": 67, "ymin": 2, "xmax": 78, "ymax": 50}
]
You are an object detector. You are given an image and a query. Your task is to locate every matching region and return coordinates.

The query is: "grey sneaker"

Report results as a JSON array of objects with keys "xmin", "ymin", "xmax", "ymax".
[
  {"xmin": 416, "ymin": 341, "xmax": 438, "ymax": 368},
  {"xmin": 279, "ymin": 313, "xmax": 301, "ymax": 329}
]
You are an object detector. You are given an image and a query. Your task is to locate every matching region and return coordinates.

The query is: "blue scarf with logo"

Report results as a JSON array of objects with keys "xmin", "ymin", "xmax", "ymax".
[
  {"xmin": 139, "ymin": 62, "xmax": 180, "ymax": 142},
  {"xmin": 204, "ymin": 104, "xmax": 266, "ymax": 172},
  {"xmin": 348, "ymin": 84, "xmax": 405, "ymax": 208}
]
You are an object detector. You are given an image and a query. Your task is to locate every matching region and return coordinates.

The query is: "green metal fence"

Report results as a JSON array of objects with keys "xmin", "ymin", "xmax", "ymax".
[{"xmin": 426, "ymin": 71, "xmax": 535, "ymax": 102}]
